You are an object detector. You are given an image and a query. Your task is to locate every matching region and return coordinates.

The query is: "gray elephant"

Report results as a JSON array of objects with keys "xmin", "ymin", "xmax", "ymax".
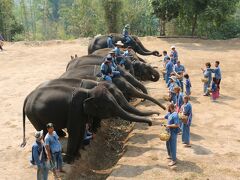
[
  {"xmin": 21, "ymin": 85, "xmax": 152, "ymax": 163},
  {"xmin": 88, "ymin": 33, "xmax": 160, "ymax": 56}
]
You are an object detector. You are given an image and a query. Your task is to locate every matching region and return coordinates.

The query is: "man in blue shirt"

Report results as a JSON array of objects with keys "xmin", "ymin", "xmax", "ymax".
[
  {"xmin": 122, "ymin": 24, "xmax": 131, "ymax": 44},
  {"xmin": 107, "ymin": 34, "xmax": 114, "ymax": 48},
  {"xmin": 45, "ymin": 123, "xmax": 64, "ymax": 174},
  {"xmin": 31, "ymin": 130, "xmax": 48, "ymax": 180},
  {"xmin": 165, "ymin": 57, "xmax": 174, "ymax": 84},
  {"xmin": 101, "ymin": 57, "xmax": 120, "ymax": 82},
  {"xmin": 170, "ymin": 45, "xmax": 178, "ymax": 64},
  {"xmin": 211, "ymin": 61, "xmax": 221, "ymax": 89},
  {"xmin": 114, "ymin": 41, "xmax": 125, "ymax": 65},
  {"xmin": 174, "ymin": 61, "xmax": 185, "ymax": 91},
  {"xmin": 162, "ymin": 50, "xmax": 169, "ymax": 66}
]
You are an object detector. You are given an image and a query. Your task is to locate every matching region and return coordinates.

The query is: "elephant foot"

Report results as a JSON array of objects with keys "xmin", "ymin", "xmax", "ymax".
[
  {"xmin": 63, "ymin": 154, "xmax": 75, "ymax": 164},
  {"xmin": 56, "ymin": 129, "xmax": 67, "ymax": 137}
]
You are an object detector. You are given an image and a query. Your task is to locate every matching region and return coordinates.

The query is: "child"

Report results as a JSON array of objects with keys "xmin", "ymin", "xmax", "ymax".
[
  {"xmin": 211, "ymin": 61, "xmax": 221, "ymax": 94},
  {"xmin": 181, "ymin": 96, "xmax": 192, "ymax": 147},
  {"xmin": 184, "ymin": 73, "xmax": 191, "ymax": 97},
  {"xmin": 201, "ymin": 62, "xmax": 212, "ymax": 96},
  {"xmin": 210, "ymin": 77, "xmax": 219, "ymax": 101}
]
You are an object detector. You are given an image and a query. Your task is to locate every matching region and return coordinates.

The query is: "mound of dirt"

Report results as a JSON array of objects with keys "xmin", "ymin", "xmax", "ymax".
[{"xmin": 62, "ymin": 118, "xmax": 134, "ymax": 179}]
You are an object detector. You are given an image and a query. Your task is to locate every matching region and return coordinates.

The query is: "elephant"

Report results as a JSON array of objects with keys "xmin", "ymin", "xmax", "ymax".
[
  {"xmin": 21, "ymin": 85, "xmax": 152, "ymax": 163},
  {"xmin": 66, "ymin": 58, "xmax": 148, "ymax": 94},
  {"xmin": 60, "ymin": 65, "xmax": 166, "ymax": 110},
  {"xmin": 37, "ymin": 78, "xmax": 160, "ymax": 117},
  {"xmin": 91, "ymin": 48, "xmax": 160, "ymax": 82},
  {"xmin": 88, "ymin": 33, "xmax": 160, "ymax": 56}
]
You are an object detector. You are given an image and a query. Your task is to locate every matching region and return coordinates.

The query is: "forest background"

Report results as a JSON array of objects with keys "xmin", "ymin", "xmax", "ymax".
[{"xmin": 0, "ymin": 0, "xmax": 240, "ymax": 41}]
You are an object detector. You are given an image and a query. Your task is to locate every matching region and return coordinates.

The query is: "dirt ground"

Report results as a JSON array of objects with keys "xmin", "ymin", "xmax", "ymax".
[{"xmin": 0, "ymin": 37, "xmax": 240, "ymax": 180}]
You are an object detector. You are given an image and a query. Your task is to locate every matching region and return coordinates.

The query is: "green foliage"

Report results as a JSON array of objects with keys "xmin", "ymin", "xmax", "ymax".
[{"xmin": 0, "ymin": 0, "xmax": 23, "ymax": 40}]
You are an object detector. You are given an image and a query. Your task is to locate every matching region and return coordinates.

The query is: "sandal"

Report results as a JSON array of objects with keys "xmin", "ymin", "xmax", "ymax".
[{"xmin": 184, "ymin": 144, "xmax": 191, "ymax": 148}]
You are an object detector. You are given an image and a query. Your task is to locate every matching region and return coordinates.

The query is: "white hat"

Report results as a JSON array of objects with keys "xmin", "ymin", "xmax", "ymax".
[
  {"xmin": 171, "ymin": 45, "xmax": 176, "ymax": 49},
  {"xmin": 115, "ymin": 41, "xmax": 124, "ymax": 46},
  {"xmin": 35, "ymin": 130, "xmax": 43, "ymax": 140}
]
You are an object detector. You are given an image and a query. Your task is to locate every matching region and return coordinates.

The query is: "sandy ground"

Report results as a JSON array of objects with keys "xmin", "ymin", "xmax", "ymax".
[{"xmin": 0, "ymin": 37, "xmax": 240, "ymax": 180}]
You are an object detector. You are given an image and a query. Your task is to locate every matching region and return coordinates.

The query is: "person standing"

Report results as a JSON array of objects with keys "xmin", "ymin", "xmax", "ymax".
[
  {"xmin": 107, "ymin": 34, "xmax": 114, "ymax": 48},
  {"xmin": 174, "ymin": 61, "xmax": 185, "ymax": 91},
  {"xmin": 162, "ymin": 50, "xmax": 169, "ymax": 67},
  {"xmin": 31, "ymin": 130, "xmax": 49, "ymax": 180},
  {"xmin": 45, "ymin": 123, "xmax": 64, "ymax": 175},
  {"xmin": 0, "ymin": 33, "xmax": 4, "ymax": 51},
  {"xmin": 164, "ymin": 104, "xmax": 180, "ymax": 166},
  {"xmin": 165, "ymin": 57, "xmax": 173, "ymax": 84},
  {"xmin": 170, "ymin": 46, "xmax": 178, "ymax": 64},
  {"xmin": 181, "ymin": 96, "xmax": 192, "ymax": 147},
  {"xmin": 183, "ymin": 73, "xmax": 191, "ymax": 97},
  {"xmin": 201, "ymin": 62, "xmax": 212, "ymax": 96},
  {"xmin": 211, "ymin": 61, "xmax": 221, "ymax": 91}
]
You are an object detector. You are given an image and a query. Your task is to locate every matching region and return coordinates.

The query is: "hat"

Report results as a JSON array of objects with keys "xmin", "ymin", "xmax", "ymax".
[
  {"xmin": 171, "ymin": 45, "xmax": 176, "ymax": 49},
  {"xmin": 46, "ymin": 123, "xmax": 54, "ymax": 129},
  {"xmin": 106, "ymin": 54, "xmax": 112, "ymax": 60},
  {"xmin": 115, "ymin": 41, "xmax": 124, "ymax": 46},
  {"xmin": 35, "ymin": 130, "xmax": 43, "ymax": 140},
  {"xmin": 125, "ymin": 24, "xmax": 130, "ymax": 28},
  {"xmin": 109, "ymin": 49, "xmax": 115, "ymax": 54}
]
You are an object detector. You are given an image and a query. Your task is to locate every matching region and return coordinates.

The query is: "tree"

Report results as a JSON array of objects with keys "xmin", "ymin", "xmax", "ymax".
[
  {"xmin": 101, "ymin": 0, "xmax": 123, "ymax": 33},
  {"xmin": 151, "ymin": 0, "xmax": 179, "ymax": 36}
]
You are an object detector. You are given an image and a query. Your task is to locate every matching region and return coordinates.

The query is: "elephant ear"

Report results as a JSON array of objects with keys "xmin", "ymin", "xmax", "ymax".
[{"xmin": 83, "ymin": 97, "xmax": 97, "ymax": 114}]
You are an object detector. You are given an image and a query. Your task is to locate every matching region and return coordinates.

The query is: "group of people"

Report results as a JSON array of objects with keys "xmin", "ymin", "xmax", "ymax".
[
  {"xmin": 161, "ymin": 46, "xmax": 221, "ymax": 167},
  {"xmin": 101, "ymin": 29, "xmax": 134, "ymax": 83},
  {"xmin": 31, "ymin": 123, "xmax": 93, "ymax": 179}
]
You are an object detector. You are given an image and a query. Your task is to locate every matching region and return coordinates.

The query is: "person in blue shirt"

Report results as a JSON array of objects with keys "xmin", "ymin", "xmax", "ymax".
[
  {"xmin": 162, "ymin": 50, "xmax": 169, "ymax": 66},
  {"xmin": 211, "ymin": 61, "xmax": 221, "ymax": 90},
  {"xmin": 164, "ymin": 103, "xmax": 180, "ymax": 166},
  {"xmin": 201, "ymin": 62, "xmax": 212, "ymax": 96},
  {"xmin": 107, "ymin": 52, "xmax": 118, "ymax": 71},
  {"xmin": 107, "ymin": 34, "xmax": 114, "ymax": 48},
  {"xmin": 31, "ymin": 130, "xmax": 48, "ymax": 180},
  {"xmin": 174, "ymin": 86, "xmax": 184, "ymax": 132},
  {"xmin": 183, "ymin": 73, "xmax": 191, "ymax": 96},
  {"xmin": 168, "ymin": 76, "xmax": 180, "ymax": 104},
  {"xmin": 123, "ymin": 46, "xmax": 133, "ymax": 58},
  {"xmin": 180, "ymin": 96, "xmax": 192, "ymax": 147},
  {"xmin": 210, "ymin": 77, "xmax": 219, "ymax": 101},
  {"xmin": 170, "ymin": 45, "xmax": 178, "ymax": 64},
  {"xmin": 167, "ymin": 73, "xmax": 181, "ymax": 88},
  {"xmin": 122, "ymin": 24, "xmax": 131, "ymax": 44},
  {"xmin": 45, "ymin": 123, "xmax": 64, "ymax": 174},
  {"xmin": 114, "ymin": 41, "xmax": 125, "ymax": 65},
  {"xmin": 101, "ymin": 58, "xmax": 113, "ymax": 82},
  {"xmin": 165, "ymin": 57, "xmax": 173, "ymax": 84},
  {"xmin": 174, "ymin": 61, "xmax": 185, "ymax": 91}
]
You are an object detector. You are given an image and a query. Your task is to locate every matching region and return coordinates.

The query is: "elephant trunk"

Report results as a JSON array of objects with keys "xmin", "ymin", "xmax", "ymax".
[
  {"xmin": 130, "ymin": 87, "xmax": 166, "ymax": 110},
  {"xmin": 151, "ymin": 69, "xmax": 160, "ymax": 82},
  {"xmin": 115, "ymin": 101, "xmax": 152, "ymax": 126},
  {"xmin": 116, "ymin": 91, "xmax": 159, "ymax": 116}
]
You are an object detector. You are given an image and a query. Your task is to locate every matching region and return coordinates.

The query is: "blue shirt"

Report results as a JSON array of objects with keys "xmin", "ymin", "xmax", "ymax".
[
  {"xmin": 123, "ymin": 50, "xmax": 132, "ymax": 57},
  {"xmin": 166, "ymin": 61, "xmax": 173, "ymax": 75},
  {"xmin": 211, "ymin": 67, "xmax": 221, "ymax": 80},
  {"xmin": 44, "ymin": 131, "xmax": 62, "ymax": 154},
  {"xmin": 171, "ymin": 50, "xmax": 178, "ymax": 60},
  {"xmin": 163, "ymin": 55, "xmax": 169, "ymax": 63},
  {"xmin": 31, "ymin": 141, "xmax": 47, "ymax": 167},
  {"xmin": 122, "ymin": 28, "xmax": 129, "ymax": 37},
  {"xmin": 203, "ymin": 68, "xmax": 212, "ymax": 85},
  {"xmin": 114, "ymin": 47, "xmax": 122, "ymax": 57},
  {"xmin": 167, "ymin": 79, "xmax": 181, "ymax": 88},
  {"xmin": 175, "ymin": 92, "xmax": 184, "ymax": 108},
  {"xmin": 107, "ymin": 37, "xmax": 114, "ymax": 48},
  {"xmin": 164, "ymin": 112, "xmax": 180, "ymax": 134},
  {"xmin": 101, "ymin": 62, "xmax": 112, "ymax": 75},
  {"xmin": 182, "ymin": 102, "xmax": 192, "ymax": 125},
  {"xmin": 174, "ymin": 64, "xmax": 185, "ymax": 73},
  {"xmin": 211, "ymin": 82, "xmax": 217, "ymax": 92}
]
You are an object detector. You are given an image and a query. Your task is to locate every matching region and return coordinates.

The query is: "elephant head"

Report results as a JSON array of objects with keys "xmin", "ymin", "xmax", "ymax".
[
  {"xmin": 132, "ymin": 61, "xmax": 160, "ymax": 82},
  {"xmin": 83, "ymin": 86, "xmax": 152, "ymax": 126}
]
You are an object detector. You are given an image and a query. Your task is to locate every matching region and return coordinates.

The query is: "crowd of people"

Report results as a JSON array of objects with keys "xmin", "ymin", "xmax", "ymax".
[{"xmin": 161, "ymin": 46, "xmax": 221, "ymax": 166}]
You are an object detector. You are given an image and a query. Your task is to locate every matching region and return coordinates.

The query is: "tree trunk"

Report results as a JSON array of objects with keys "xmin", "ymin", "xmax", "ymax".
[
  {"xmin": 159, "ymin": 19, "xmax": 166, "ymax": 36},
  {"xmin": 191, "ymin": 14, "xmax": 198, "ymax": 36}
]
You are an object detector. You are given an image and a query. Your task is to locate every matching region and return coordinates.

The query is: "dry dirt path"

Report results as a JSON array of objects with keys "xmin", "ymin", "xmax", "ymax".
[{"xmin": 0, "ymin": 37, "xmax": 239, "ymax": 180}]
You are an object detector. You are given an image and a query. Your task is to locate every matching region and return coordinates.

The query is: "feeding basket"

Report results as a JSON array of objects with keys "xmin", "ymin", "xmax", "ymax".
[
  {"xmin": 179, "ymin": 113, "xmax": 188, "ymax": 124},
  {"xmin": 201, "ymin": 78, "xmax": 208, "ymax": 83},
  {"xmin": 159, "ymin": 131, "xmax": 171, "ymax": 141}
]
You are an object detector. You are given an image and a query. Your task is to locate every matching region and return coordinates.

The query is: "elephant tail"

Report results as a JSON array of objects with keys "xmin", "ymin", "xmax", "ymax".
[{"xmin": 21, "ymin": 97, "xmax": 27, "ymax": 147}]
